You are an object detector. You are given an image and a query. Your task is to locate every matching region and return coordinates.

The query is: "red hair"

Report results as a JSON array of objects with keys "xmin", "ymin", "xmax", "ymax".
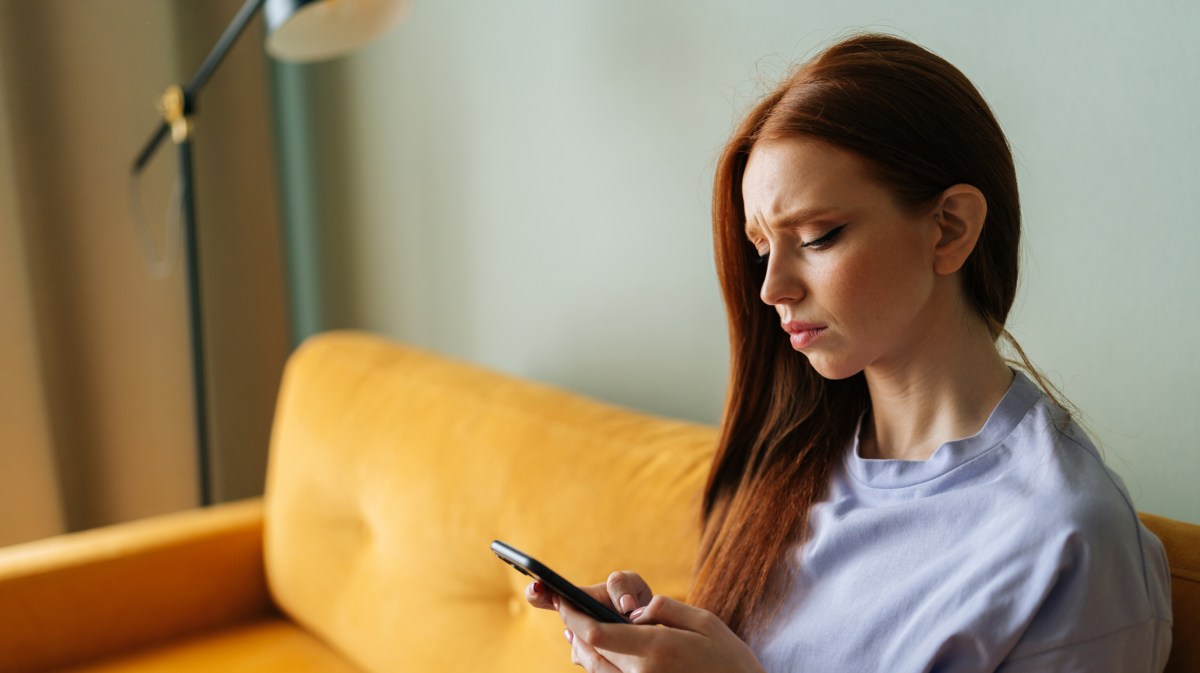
[{"xmin": 691, "ymin": 33, "xmax": 1021, "ymax": 636}]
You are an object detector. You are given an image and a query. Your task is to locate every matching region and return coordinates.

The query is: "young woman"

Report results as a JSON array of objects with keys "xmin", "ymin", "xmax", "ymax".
[{"xmin": 527, "ymin": 33, "xmax": 1172, "ymax": 672}]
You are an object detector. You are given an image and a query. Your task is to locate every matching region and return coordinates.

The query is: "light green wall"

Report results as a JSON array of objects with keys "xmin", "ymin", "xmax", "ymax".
[{"xmin": 279, "ymin": 0, "xmax": 1200, "ymax": 523}]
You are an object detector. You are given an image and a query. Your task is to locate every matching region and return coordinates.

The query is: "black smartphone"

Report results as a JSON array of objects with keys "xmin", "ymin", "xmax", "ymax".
[{"xmin": 491, "ymin": 540, "xmax": 630, "ymax": 624}]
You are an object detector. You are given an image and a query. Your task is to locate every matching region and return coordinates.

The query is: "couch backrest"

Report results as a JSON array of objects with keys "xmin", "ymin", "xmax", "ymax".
[
  {"xmin": 1139, "ymin": 512, "xmax": 1199, "ymax": 673},
  {"xmin": 264, "ymin": 331, "xmax": 1199, "ymax": 672},
  {"xmin": 263, "ymin": 332, "xmax": 717, "ymax": 673}
]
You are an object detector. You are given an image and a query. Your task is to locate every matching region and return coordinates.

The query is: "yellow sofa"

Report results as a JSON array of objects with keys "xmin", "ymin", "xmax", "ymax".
[{"xmin": 0, "ymin": 331, "xmax": 1195, "ymax": 672}]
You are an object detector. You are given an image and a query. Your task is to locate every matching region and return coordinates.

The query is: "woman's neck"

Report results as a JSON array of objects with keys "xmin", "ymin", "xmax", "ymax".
[{"xmin": 858, "ymin": 314, "xmax": 1013, "ymax": 462}]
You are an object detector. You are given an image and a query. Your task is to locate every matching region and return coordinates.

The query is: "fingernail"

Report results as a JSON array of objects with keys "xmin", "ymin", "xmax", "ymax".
[
  {"xmin": 620, "ymin": 594, "xmax": 636, "ymax": 614},
  {"xmin": 629, "ymin": 607, "xmax": 645, "ymax": 621},
  {"xmin": 530, "ymin": 580, "xmax": 541, "ymax": 595},
  {"xmin": 564, "ymin": 628, "xmax": 574, "ymax": 643}
]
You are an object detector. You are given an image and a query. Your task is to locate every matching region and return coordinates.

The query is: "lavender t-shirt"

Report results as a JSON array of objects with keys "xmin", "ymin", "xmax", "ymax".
[{"xmin": 752, "ymin": 371, "xmax": 1173, "ymax": 672}]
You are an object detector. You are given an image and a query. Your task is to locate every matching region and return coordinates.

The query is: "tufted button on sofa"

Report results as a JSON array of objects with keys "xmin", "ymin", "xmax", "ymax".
[{"xmin": 0, "ymin": 331, "xmax": 1196, "ymax": 672}]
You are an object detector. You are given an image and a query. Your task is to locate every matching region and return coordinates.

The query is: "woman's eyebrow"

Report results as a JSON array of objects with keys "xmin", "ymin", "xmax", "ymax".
[{"xmin": 745, "ymin": 206, "xmax": 840, "ymax": 237}]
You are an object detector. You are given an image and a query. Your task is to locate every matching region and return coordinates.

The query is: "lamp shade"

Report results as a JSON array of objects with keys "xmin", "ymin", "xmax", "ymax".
[{"xmin": 265, "ymin": 0, "xmax": 411, "ymax": 63}]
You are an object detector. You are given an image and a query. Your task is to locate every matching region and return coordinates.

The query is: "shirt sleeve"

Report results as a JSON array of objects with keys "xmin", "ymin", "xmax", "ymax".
[{"xmin": 995, "ymin": 618, "xmax": 1172, "ymax": 673}]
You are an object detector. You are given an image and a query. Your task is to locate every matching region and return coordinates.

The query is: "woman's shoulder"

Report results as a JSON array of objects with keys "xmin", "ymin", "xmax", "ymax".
[
  {"xmin": 992, "ymin": 388, "xmax": 1172, "ymax": 648},
  {"xmin": 994, "ymin": 390, "xmax": 1144, "ymax": 542},
  {"xmin": 940, "ymin": 383, "xmax": 1175, "ymax": 666}
]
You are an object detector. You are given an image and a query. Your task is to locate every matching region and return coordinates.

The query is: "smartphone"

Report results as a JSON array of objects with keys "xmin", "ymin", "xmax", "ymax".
[{"xmin": 491, "ymin": 540, "xmax": 630, "ymax": 624}]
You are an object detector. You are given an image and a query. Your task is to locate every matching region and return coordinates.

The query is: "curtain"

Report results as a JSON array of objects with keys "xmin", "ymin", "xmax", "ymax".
[
  {"xmin": 0, "ymin": 0, "xmax": 289, "ymax": 545},
  {"xmin": 0, "ymin": 62, "xmax": 65, "ymax": 544}
]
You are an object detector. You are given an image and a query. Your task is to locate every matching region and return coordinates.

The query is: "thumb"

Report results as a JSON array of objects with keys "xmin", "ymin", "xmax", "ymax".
[{"xmin": 629, "ymin": 595, "xmax": 721, "ymax": 633}]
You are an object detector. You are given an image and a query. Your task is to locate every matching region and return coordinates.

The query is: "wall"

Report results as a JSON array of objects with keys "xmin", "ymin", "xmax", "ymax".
[{"xmin": 286, "ymin": 0, "xmax": 1199, "ymax": 523}]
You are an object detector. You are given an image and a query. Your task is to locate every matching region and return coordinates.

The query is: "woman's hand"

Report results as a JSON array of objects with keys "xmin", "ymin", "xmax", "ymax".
[
  {"xmin": 525, "ymin": 573, "xmax": 765, "ymax": 673},
  {"xmin": 526, "ymin": 570, "xmax": 653, "ymax": 618},
  {"xmin": 561, "ymin": 595, "xmax": 765, "ymax": 673}
]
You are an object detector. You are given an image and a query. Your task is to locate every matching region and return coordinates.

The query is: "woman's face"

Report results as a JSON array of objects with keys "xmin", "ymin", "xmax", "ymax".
[{"xmin": 741, "ymin": 138, "xmax": 944, "ymax": 381}]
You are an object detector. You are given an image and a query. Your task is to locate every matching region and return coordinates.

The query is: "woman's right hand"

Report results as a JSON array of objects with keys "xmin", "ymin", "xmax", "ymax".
[
  {"xmin": 527, "ymin": 571, "xmax": 765, "ymax": 673},
  {"xmin": 525, "ymin": 570, "xmax": 654, "ymax": 619}
]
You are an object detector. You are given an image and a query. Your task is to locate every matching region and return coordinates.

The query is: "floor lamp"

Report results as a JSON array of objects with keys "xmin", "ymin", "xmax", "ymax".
[{"xmin": 131, "ymin": 0, "xmax": 410, "ymax": 506}]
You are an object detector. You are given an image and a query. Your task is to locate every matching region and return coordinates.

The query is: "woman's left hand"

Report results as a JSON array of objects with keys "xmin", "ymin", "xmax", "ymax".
[{"xmin": 556, "ymin": 594, "xmax": 766, "ymax": 673}]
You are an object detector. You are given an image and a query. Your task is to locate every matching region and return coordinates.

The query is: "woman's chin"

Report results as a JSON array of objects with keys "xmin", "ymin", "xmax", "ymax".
[{"xmin": 804, "ymin": 355, "xmax": 863, "ymax": 382}]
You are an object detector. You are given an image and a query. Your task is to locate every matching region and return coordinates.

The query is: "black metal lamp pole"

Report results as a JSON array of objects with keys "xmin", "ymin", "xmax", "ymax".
[
  {"xmin": 130, "ymin": 0, "xmax": 408, "ymax": 506},
  {"xmin": 131, "ymin": 0, "xmax": 268, "ymax": 506}
]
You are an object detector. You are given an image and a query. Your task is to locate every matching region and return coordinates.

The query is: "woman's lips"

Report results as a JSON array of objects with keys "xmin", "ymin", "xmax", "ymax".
[{"xmin": 782, "ymin": 322, "xmax": 827, "ymax": 349}]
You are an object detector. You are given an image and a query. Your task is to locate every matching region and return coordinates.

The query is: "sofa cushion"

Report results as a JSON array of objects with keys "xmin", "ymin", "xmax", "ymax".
[
  {"xmin": 263, "ymin": 332, "xmax": 718, "ymax": 673},
  {"xmin": 56, "ymin": 618, "xmax": 363, "ymax": 673}
]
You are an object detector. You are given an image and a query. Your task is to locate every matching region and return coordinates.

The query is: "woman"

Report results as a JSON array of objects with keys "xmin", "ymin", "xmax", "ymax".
[{"xmin": 528, "ymin": 33, "xmax": 1172, "ymax": 672}]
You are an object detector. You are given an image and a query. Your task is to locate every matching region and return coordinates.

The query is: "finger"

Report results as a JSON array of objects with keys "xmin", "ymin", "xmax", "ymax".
[
  {"xmin": 568, "ymin": 631, "xmax": 623, "ymax": 673},
  {"xmin": 531, "ymin": 581, "xmax": 613, "ymax": 614},
  {"xmin": 605, "ymin": 571, "xmax": 653, "ymax": 616},
  {"xmin": 630, "ymin": 595, "xmax": 723, "ymax": 634},
  {"xmin": 558, "ymin": 598, "xmax": 655, "ymax": 656},
  {"xmin": 577, "ymin": 581, "xmax": 617, "ymax": 606},
  {"xmin": 525, "ymin": 580, "xmax": 557, "ymax": 610},
  {"xmin": 557, "ymin": 582, "xmax": 621, "ymax": 608}
]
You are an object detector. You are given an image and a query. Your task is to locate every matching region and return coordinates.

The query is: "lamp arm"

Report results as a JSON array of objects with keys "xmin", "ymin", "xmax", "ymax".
[
  {"xmin": 132, "ymin": 0, "xmax": 268, "ymax": 172},
  {"xmin": 183, "ymin": 0, "xmax": 269, "ymax": 103}
]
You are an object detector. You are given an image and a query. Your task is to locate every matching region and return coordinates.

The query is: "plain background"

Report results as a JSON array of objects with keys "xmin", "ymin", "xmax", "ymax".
[{"xmin": 281, "ymin": 1, "xmax": 1199, "ymax": 522}]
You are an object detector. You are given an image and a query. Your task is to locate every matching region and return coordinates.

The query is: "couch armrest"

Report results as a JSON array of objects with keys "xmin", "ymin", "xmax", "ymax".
[{"xmin": 0, "ymin": 498, "xmax": 273, "ymax": 673}]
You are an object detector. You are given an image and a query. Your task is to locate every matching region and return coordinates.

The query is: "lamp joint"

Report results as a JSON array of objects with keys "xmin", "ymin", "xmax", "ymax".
[{"xmin": 157, "ymin": 85, "xmax": 192, "ymax": 143}]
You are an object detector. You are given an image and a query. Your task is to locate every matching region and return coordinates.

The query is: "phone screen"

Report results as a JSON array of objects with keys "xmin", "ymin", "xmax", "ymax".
[{"xmin": 491, "ymin": 540, "xmax": 630, "ymax": 624}]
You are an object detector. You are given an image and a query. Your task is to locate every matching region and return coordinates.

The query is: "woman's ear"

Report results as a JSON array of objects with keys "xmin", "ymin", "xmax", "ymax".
[{"xmin": 932, "ymin": 184, "xmax": 987, "ymax": 275}]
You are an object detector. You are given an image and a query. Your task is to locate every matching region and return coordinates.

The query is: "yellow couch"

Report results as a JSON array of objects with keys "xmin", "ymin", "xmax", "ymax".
[{"xmin": 1, "ymin": 331, "xmax": 1195, "ymax": 672}]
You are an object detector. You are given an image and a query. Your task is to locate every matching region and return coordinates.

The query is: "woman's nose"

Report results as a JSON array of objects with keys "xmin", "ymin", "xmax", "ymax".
[{"xmin": 759, "ymin": 256, "xmax": 805, "ymax": 306}]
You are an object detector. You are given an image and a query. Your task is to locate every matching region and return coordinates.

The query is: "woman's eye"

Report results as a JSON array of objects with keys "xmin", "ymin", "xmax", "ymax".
[{"xmin": 801, "ymin": 224, "xmax": 848, "ymax": 250}]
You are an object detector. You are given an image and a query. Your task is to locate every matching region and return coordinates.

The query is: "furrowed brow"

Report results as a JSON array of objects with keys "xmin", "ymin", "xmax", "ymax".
[
  {"xmin": 772, "ymin": 207, "xmax": 840, "ymax": 228},
  {"xmin": 744, "ymin": 217, "xmax": 762, "ymax": 240},
  {"xmin": 745, "ymin": 206, "xmax": 838, "ymax": 239}
]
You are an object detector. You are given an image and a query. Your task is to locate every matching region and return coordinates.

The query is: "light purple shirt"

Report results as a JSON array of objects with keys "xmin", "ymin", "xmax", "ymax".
[{"xmin": 752, "ymin": 371, "xmax": 1173, "ymax": 672}]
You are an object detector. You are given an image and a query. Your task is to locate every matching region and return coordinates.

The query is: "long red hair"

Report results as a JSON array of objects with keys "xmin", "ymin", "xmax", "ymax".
[{"xmin": 691, "ymin": 33, "xmax": 1022, "ymax": 637}]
